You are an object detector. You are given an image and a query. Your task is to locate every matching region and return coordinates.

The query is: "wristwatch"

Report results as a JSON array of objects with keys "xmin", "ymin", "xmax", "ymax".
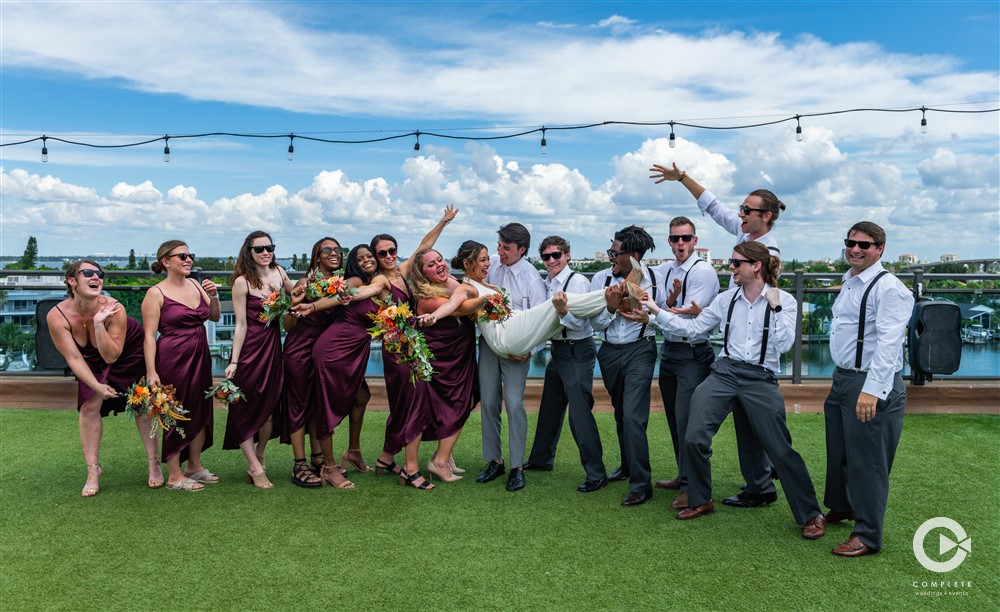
[{"xmin": 771, "ymin": 304, "xmax": 782, "ymax": 313}]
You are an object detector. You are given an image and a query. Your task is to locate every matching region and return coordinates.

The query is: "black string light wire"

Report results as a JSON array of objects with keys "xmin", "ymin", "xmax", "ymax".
[{"xmin": 2, "ymin": 104, "xmax": 996, "ymax": 162}]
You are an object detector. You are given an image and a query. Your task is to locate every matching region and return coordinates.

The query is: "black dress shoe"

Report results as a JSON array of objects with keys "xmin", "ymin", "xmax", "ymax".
[
  {"xmin": 476, "ymin": 460, "xmax": 505, "ymax": 483},
  {"xmin": 722, "ymin": 490, "xmax": 778, "ymax": 508},
  {"xmin": 522, "ymin": 462, "xmax": 553, "ymax": 472},
  {"xmin": 505, "ymin": 468, "xmax": 525, "ymax": 492},
  {"xmin": 577, "ymin": 477, "xmax": 608, "ymax": 493},
  {"xmin": 621, "ymin": 489, "xmax": 652, "ymax": 507},
  {"xmin": 608, "ymin": 466, "xmax": 630, "ymax": 482}
]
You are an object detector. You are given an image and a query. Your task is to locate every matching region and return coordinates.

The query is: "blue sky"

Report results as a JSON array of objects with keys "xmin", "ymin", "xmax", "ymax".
[{"xmin": 2, "ymin": 1, "xmax": 998, "ymax": 264}]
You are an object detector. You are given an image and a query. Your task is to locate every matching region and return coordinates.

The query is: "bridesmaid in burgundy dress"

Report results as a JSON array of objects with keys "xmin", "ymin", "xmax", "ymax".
[
  {"xmin": 303, "ymin": 245, "xmax": 385, "ymax": 489},
  {"xmin": 409, "ymin": 248, "xmax": 483, "ymax": 484},
  {"xmin": 142, "ymin": 240, "xmax": 221, "ymax": 492},
  {"xmin": 370, "ymin": 205, "xmax": 459, "ymax": 486},
  {"xmin": 46, "ymin": 260, "xmax": 161, "ymax": 497},
  {"xmin": 280, "ymin": 237, "xmax": 343, "ymax": 488},
  {"xmin": 223, "ymin": 231, "xmax": 294, "ymax": 489}
]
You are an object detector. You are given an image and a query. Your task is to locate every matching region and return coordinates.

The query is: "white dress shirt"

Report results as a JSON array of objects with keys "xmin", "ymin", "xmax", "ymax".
[
  {"xmin": 545, "ymin": 267, "xmax": 594, "ymax": 341},
  {"xmin": 829, "ymin": 262, "xmax": 914, "ymax": 399},
  {"xmin": 486, "ymin": 254, "xmax": 546, "ymax": 312},
  {"xmin": 590, "ymin": 264, "xmax": 667, "ymax": 344},
  {"xmin": 653, "ymin": 284, "xmax": 797, "ymax": 374},
  {"xmin": 652, "ymin": 257, "xmax": 720, "ymax": 343}
]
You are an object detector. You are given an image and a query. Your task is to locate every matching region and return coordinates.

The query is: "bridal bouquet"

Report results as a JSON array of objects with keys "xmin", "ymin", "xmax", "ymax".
[
  {"xmin": 258, "ymin": 289, "xmax": 291, "ymax": 327},
  {"xmin": 124, "ymin": 377, "xmax": 190, "ymax": 438},
  {"xmin": 304, "ymin": 269, "xmax": 358, "ymax": 301},
  {"xmin": 367, "ymin": 296, "xmax": 436, "ymax": 384},
  {"xmin": 477, "ymin": 289, "xmax": 513, "ymax": 324},
  {"xmin": 205, "ymin": 379, "xmax": 245, "ymax": 408}
]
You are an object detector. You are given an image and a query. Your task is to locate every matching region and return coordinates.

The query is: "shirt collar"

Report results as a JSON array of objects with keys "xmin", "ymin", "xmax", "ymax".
[{"xmin": 842, "ymin": 261, "xmax": 886, "ymax": 283}]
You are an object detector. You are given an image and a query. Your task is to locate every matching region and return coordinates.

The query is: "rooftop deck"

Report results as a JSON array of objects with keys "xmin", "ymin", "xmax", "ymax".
[{"xmin": 2, "ymin": 374, "xmax": 996, "ymax": 414}]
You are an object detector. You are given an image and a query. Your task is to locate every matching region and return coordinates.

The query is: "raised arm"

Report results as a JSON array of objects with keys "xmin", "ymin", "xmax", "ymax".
[
  {"xmin": 399, "ymin": 205, "xmax": 459, "ymax": 278},
  {"xmin": 92, "ymin": 300, "xmax": 127, "ymax": 364},
  {"xmin": 649, "ymin": 163, "xmax": 706, "ymax": 199}
]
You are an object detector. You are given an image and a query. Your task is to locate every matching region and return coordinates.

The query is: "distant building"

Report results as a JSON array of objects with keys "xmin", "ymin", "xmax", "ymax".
[
  {"xmin": 941, "ymin": 254, "xmax": 958, "ymax": 262},
  {"xmin": 695, "ymin": 248, "xmax": 711, "ymax": 262},
  {"xmin": 595, "ymin": 251, "xmax": 607, "ymax": 262},
  {"xmin": 0, "ymin": 274, "xmax": 65, "ymax": 331},
  {"xmin": 898, "ymin": 254, "xmax": 918, "ymax": 264}
]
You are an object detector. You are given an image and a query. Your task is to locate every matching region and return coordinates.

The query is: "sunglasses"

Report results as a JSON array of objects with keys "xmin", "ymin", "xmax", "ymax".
[
  {"xmin": 320, "ymin": 247, "xmax": 344, "ymax": 256},
  {"xmin": 729, "ymin": 258, "xmax": 754, "ymax": 268},
  {"xmin": 606, "ymin": 249, "xmax": 622, "ymax": 260},
  {"xmin": 376, "ymin": 247, "xmax": 398, "ymax": 259},
  {"xmin": 540, "ymin": 251, "xmax": 564, "ymax": 262},
  {"xmin": 169, "ymin": 252, "xmax": 196, "ymax": 261},
  {"xmin": 78, "ymin": 269, "xmax": 105, "ymax": 279},
  {"xmin": 250, "ymin": 244, "xmax": 276, "ymax": 254},
  {"xmin": 844, "ymin": 239, "xmax": 878, "ymax": 250},
  {"xmin": 739, "ymin": 204, "xmax": 768, "ymax": 216},
  {"xmin": 668, "ymin": 234, "xmax": 695, "ymax": 243}
]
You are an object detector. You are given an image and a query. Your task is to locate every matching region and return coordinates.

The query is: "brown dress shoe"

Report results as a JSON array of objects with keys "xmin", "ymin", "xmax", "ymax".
[
  {"xmin": 676, "ymin": 500, "xmax": 714, "ymax": 520},
  {"xmin": 802, "ymin": 513, "xmax": 827, "ymax": 539},
  {"xmin": 832, "ymin": 536, "xmax": 875, "ymax": 557},
  {"xmin": 655, "ymin": 478, "xmax": 681, "ymax": 490},
  {"xmin": 670, "ymin": 492, "xmax": 689, "ymax": 510},
  {"xmin": 825, "ymin": 510, "xmax": 855, "ymax": 523}
]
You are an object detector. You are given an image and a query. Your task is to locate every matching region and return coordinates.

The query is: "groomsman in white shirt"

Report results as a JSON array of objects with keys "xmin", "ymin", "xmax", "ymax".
[
  {"xmin": 524, "ymin": 236, "xmax": 608, "ymax": 492},
  {"xmin": 649, "ymin": 162, "xmax": 786, "ymax": 506},
  {"xmin": 638, "ymin": 241, "xmax": 826, "ymax": 541},
  {"xmin": 591, "ymin": 225, "xmax": 666, "ymax": 507},
  {"xmin": 648, "ymin": 217, "xmax": 719, "ymax": 511},
  {"xmin": 477, "ymin": 223, "xmax": 546, "ymax": 492},
  {"xmin": 823, "ymin": 221, "xmax": 913, "ymax": 557}
]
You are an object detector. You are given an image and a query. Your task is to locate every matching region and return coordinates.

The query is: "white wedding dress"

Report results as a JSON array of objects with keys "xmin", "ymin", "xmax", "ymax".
[{"xmin": 465, "ymin": 278, "xmax": 608, "ymax": 355}]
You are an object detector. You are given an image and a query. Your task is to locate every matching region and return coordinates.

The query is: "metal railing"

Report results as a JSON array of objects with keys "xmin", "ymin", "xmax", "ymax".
[{"xmin": 2, "ymin": 268, "xmax": 998, "ymax": 381}]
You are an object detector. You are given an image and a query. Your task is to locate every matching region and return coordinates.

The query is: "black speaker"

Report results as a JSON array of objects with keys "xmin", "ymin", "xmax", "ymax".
[
  {"xmin": 908, "ymin": 300, "xmax": 961, "ymax": 383},
  {"xmin": 35, "ymin": 298, "xmax": 69, "ymax": 370}
]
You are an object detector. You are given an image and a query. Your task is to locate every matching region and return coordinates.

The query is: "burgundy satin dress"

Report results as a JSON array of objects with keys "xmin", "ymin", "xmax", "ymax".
[
  {"xmin": 280, "ymin": 304, "xmax": 334, "ymax": 444},
  {"xmin": 380, "ymin": 282, "xmax": 417, "ymax": 452},
  {"xmin": 420, "ymin": 315, "xmax": 479, "ymax": 442},
  {"xmin": 312, "ymin": 296, "xmax": 379, "ymax": 438},
  {"xmin": 224, "ymin": 282, "xmax": 283, "ymax": 449},
  {"xmin": 155, "ymin": 284, "xmax": 214, "ymax": 463},
  {"xmin": 56, "ymin": 306, "xmax": 145, "ymax": 417}
]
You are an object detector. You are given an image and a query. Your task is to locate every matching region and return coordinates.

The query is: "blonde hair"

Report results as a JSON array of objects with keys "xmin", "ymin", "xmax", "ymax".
[{"xmin": 409, "ymin": 249, "xmax": 453, "ymax": 301}]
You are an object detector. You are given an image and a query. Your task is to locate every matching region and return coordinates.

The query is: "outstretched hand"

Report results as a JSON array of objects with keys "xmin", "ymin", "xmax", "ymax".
[
  {"xmin": 670, "ymin": 301, "xmax": 702, "ymax": 316},
  {"xmin": 649, "ymin": 162, "xmax": 683, "ymax": 183},
  {"xmin": 442, "ymin": 204, "xmax": 459, "ymax": 223},
  {"xmin": 92, "ymin": 303, "xmax": 120, "ymax": 325}
]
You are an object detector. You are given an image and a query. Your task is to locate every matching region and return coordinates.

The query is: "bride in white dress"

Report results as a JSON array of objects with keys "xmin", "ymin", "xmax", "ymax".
[{"xmin": 418, "ymin": 240, "xmax": 641, "ymax": 356}]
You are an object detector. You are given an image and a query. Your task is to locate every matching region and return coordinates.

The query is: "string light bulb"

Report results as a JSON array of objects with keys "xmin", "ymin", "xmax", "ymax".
[
  {"xmin": 413, "ymin": 131, "xmax": 421, "ymax": 157},
  {"xmin": 668, "ymin": 122, "xmax": 676, "ymax": 148},
  {"xmin": 795, "ymin": 116, "xmax": 803, "ymax": 142},
  {"xmin": 163, "ymin": 135, "xmax": 171, "ymax": 162},
  {"xmin": 920, "ymin": 107, "xmax": 928, "ymax": 134},
  {"xmin": 41, "ymin": 135, "xmax": 48, "ymax": 163},
  {"xmin": 287, "ymin": 134, "xmax": 295, "ymax": 161},
  {"xmin": 540, "ymin": 127, "xmax": 547, "ymax": 154}
]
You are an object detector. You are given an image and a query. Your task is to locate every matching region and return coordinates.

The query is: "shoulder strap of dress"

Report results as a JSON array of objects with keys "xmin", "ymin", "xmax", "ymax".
[{"xmin": 53, "ymin": 303, "xmax": 71, "ymax": 324}]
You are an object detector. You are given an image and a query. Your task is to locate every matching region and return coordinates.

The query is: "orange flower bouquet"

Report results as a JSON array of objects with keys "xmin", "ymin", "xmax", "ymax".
[
  {"xmin": 205, "ymin": 379, "xmax": 245, "ymax": 408},
  {"xmin": 258, "ymin": 289, "xmax": 291, "ymax": 327},
  {"xmin": 477, "ymin": 289, "xmax": 512, "ymax": 324},
  {"xmin": 367, "ymin": 296, "xmax": 435, "ymax": 384},
  {"xmin": 304, "ymin": 269, "xmax": 358, "ymax": 301},
  {"xmin": 124, "ymin": 377, "xmax": 190, "ymax": 438}
]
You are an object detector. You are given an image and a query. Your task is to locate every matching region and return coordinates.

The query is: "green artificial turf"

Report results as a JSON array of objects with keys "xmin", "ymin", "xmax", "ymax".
[{"xmin": 1, "ymin": 409, "xmax": 997, "ymax": 611}]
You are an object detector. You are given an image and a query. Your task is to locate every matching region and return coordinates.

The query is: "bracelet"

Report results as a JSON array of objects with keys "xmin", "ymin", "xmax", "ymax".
[
  {"xmin": 677, "ymin": 171, "xmax": 686, "ymax": 182},
  {"xmin": 210, "ymin": 295, "xmax": 220, "ymax": 301}
]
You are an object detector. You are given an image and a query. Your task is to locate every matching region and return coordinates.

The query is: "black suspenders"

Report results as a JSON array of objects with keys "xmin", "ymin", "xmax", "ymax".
[
  {"xmin": 602, "ymin": 267, "xmax": 657, "ymax": 342},
  {"xmin": 722, "ymin": 289, "xmax": 773, "ymax": 366},
  {"xmin": 560, "ymin": 272, "xmax": 578, "ymax": 339},
  {"xmin": 854, "ymin": 271, "xmax": 890, "ymax": 369}
]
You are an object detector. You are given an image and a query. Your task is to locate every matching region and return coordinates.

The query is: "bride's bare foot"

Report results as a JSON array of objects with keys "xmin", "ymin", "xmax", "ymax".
[
  {"xmin": 82, "ymin": 463, "xmax": 102, "ymax": 497},
  {"xmin": 622, "ymin": 257, "xmax": 645, "ymax": 311},
  {"xmin": 147, "ymin": 457, "xmax": 164, "ymax": 489}
]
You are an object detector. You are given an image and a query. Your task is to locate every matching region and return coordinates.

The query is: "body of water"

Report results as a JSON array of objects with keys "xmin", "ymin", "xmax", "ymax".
[{"xmin": 209, "ymin": 339, "xmax": 999, "ymax": 379}]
